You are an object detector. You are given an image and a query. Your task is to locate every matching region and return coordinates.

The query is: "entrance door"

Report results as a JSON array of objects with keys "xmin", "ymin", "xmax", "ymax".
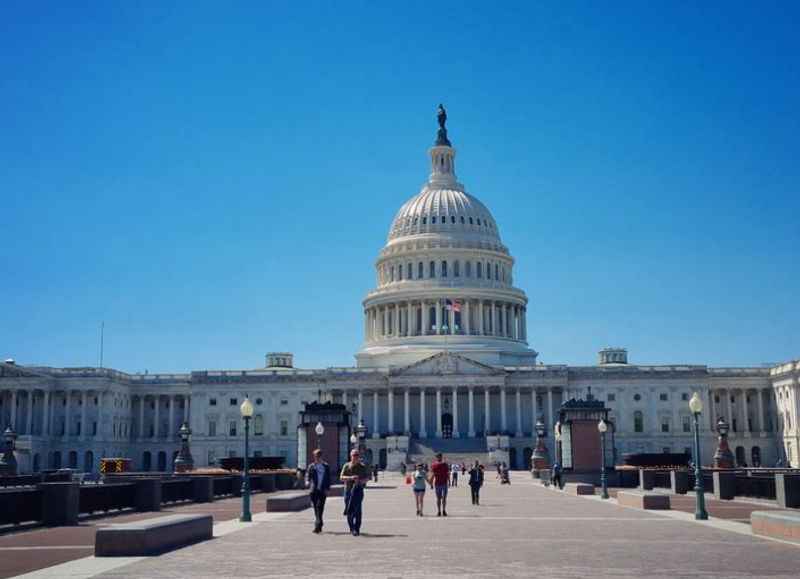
[{"xmin": 441, "ymin": 413, "xmax": 453, "ymax": 439}]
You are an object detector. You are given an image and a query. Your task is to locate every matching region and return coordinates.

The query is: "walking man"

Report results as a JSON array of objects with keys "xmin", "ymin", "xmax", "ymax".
[
  {"xmin": 429, "ymin": 453, "xmax": 450, "ymax": 517},
  {"xmin": 451, "ymin": 463, "xmax": 459, "ymax": 487},
  {"xmin": 468, "ymin": 461, "xmax": 484, "ymax": 505},
  {"xmin": 340, "ymin": 449, "xmax": 370, "ymax": 536},
  {"xmin": 306, "ymin": 449, "xmax": 331, "ymax": 534}
]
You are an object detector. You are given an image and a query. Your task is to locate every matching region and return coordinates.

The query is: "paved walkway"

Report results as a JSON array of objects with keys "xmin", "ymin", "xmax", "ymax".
[{"xmin": 17, "ymin": 472, "xmax": 799, "ymax": 579}]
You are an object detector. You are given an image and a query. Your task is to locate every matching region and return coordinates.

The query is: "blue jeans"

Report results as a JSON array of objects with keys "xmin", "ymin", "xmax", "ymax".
[{"xmin": 344, "ymin": 485, "xmax": 364, "ymax": 533}]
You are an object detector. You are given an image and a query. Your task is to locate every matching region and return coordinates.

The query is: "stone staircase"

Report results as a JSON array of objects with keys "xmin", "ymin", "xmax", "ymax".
[{"xmin": 406, "ymin": 437, "xmax": 489, "ymax": 467}]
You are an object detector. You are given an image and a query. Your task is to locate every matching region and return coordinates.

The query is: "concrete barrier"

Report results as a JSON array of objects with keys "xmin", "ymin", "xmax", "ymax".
[
  {"xmin": 751, "ymin": 510, "xmax": 800, "ymax": 544},
  {"xmin": 563, "ymin": 483, "xmax": 594, "ymax": 496},
  {"xmin": 95, "ymin": 514, "xmax": 213, "ymax": 556},
  {"xmin": 38, "ymin": 482, "xmax": 79, "ymax": 526},
  {"xmin": 670, "ymin": 471, "xmax": 689, "ymax": 495},
  {"xmin": 191, "ymin": 477, "xmax": 214, "ymax": 503},
  {"xmin": 617, "ymin": 491, "xmax": 671, "ymax": 510},
  {"xmin": 134, "ymin": 478, "xmax": 162, "ymax": 512},
  {"xmin": 638, "ymin": 469, "xmax": 655, "ymax": 491},
  {"xmin": 713, "ymin": 471, "xmax": 735, "ymax": 501},
  {"xmin": 265, "ymin": 491, "xmax": 311, "ymax": 512},
  {"xmin": 775, "ymin": 474, "xmax": 800, "ymax": 509}
]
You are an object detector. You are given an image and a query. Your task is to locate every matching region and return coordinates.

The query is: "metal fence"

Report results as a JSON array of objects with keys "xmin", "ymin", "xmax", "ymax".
[
  {"xmin": 161, "ymin": 479, "xmax": 194, "ymax": 504},
  {"xmin": 79, "ymin": 483, "xmax": 136, "ymax": 515}
]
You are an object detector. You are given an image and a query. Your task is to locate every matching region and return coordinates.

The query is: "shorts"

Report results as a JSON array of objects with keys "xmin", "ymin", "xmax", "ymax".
[
  {"xmin": 413, "ymin": 488, "xmax": 426, "ymax": 495},
  {"xmin": 435, "ymin": 485, "xmax": 448, "ymax": 499}
]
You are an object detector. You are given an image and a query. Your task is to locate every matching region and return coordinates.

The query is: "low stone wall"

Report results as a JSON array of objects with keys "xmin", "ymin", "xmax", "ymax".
[
  {"xmin": 95, "ymin": 514, "xmax": 213, "ymax": 556},
  {"xmin": 617, "ymin": 491, "xmax": 670, "ymax": 510}
]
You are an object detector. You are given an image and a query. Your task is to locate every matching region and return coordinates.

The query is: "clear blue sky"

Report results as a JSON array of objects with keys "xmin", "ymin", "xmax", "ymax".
[{"xmin": 2, "ymin": 2, "xmax": 798, "ymax": 372}]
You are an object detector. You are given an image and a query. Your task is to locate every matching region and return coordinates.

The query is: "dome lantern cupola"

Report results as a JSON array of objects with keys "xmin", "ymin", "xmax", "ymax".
[{"xmin": 429, "ymin": 104, "xmax": 460, "ymax": 189}]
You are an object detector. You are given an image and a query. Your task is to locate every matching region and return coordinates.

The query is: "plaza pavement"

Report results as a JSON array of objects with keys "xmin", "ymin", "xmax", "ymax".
[{"xmin": 16, "ymin": 472, "xmax": 800, "ymax": 579}]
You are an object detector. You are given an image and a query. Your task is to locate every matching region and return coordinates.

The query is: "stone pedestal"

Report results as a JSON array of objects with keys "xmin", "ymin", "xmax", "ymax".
[
  {"xmin": 134, "ymin": 478, "xmax": 162, "ymax": 512},
  {"xmin": 776, "ymin": 474, "xmax": 800, "ymax": 508},
  {"xmin": 713, "ymin": 471, "xmax": 736, "ymax": 501},
  {"xmin": 39, "ymin": 482, "xmax": 80, "ymax": 526},
  {"xmin": 670, "ymin": 471, "xmax": 689, "ymax": 494}
]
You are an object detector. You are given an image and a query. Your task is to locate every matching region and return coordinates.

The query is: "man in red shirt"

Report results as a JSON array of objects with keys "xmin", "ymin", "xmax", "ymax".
[{"xmin": 429, "ymin": 453, "xmax": 450, "ymax": 517}]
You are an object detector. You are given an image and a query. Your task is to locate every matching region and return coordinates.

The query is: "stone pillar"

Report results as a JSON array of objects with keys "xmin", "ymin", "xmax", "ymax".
[
  {"xmin": 464, "ymin": 300, "xmax": 471, "ymax": 335},
  {"xmin": 407, "ymin": 302, "xmax": 413, "ymax": 336},
  {"xmin": 63, "ymin": 391, "xmax": 70, "ymax": 438},
  {"xmin": 79, "ymin": 391, "xmax": 87, "ymax": 440},
  {"xmin": 394, "ymin": 303, "xmax": 400, "ymax": 337},
  {"xmin": 547, "ymin": 389, "xmax": 554, "ymax": 428},
  {"xmin": 479, "ymin": 300, "xmax": 485, "ymax": 335},
  {"xmin": 419, "ymin": 388, "xmax": 427, "ymax": 437},
  {"xmin": 25, "ymin": 391, "xmax": 33, "ymax": 435},
  {"xmin": 515, "ymin": 388, "xmax": 523, "ymax": 437},
  {"xmin": 435, "ymin": 300, "xmax": 442, "ymax": 334},
  {"xmin": 387, "ymin": 389, "xmax": 394, "ymax": 433},
  {"xmin": 153, "ymin": 396, "xmax": 160, "ymax": 439},
  {"xmin": 708, "ymin": 389, "xmax": 715, "ymax": 431},
  {"xmin": 403, "ymin": 388, "xmax": 410, "ymax": 434},
  {"xmin": 342, "ymin": 390, "xmax": 348, "ymax": 409},
  {"xmin": 522, "ymin": 308, "xmax": 527, "ymax": 341},
  {"xmin": 726, "ymin": 389, "xmax": 734, "ymax": 431},
  {"xmin": 452, "ymin": 388, "xmax": 459, "ymax": 438},
  {"xmin": 383, "ymin": 306, "xmax": 388, "ymax": 337},
  {"xmin": 500, "ymin": 387, "xmax": 507, "ymax": 432},
  {"xmin": 168, "ymin": 395, "xmax": 175, "ymax": 440},
  {"xmin": 183, "ymin": 396, "xmax": 189, "ymax": 424},
  {"xmin": 358, "ymin": 391, "xmax": 363, "ymax": 423},
  {"xmin": 485, "ymin": 389, "xmax": 491, "ymax": 433},
  {"xmin": 423, "ymin": 301, "xmax": 429, "ymax": 335},
  {"xmin": 743, "ymin": 390, "xmax": 751, "ymax": 433},
  {"xmin": 372, "ymin": 391, "xmax": 379, "ymax": 438},
  {"xmin": 531, "ymin": 388, "xmax": 539, "ymax": 432},
  {"xmin": 436, "ymin": 389, "xmax": 442, "ymax": 438},
  {"xmin": 468, "ymin": 387, "xmax": 475, "ymax": 437},
  {"xmin": 757, "ymin": 389, "xmax": 765, "ymax": 432},
  {"xmin": 449, "ymin": 300, "xmax": 455, "ymax": 334},
  {"xmin": 10, "ymin": 390, "xmax": 17, "ymax": 430},
  {"xmin": 43, "ymin": 391, "xmax": 50, "ymax": 436},
  {"xmin": 139, "ymin": 396, "xmax": 146, "ymax": 440},
  {"xmin": 492, "ymin": 302, "xmax": 498, "ymax": 336}
]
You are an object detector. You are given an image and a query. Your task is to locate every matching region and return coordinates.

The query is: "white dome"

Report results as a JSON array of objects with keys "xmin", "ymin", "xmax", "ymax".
[{"xmin": 388, "ymin": 187, "xmax": 502, "ymax": 244}]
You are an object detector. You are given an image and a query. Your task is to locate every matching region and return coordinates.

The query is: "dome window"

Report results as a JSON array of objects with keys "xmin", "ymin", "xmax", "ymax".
[
  {"xmin": 398, "ymin": 264, "xmax": 403, "ymax": 280},
  {"xmin": 422, "ymin": 217, "xmax": 427, "ymax": 225},
  {"xmin": 418, "ymin": 262, "xmax": 424, "ymax": 279},
  {"xmin": 495, "ymin": 264, "xmax": 499, "ymax": 281},
  {"xmin": 390, "ymin": 266, "xmax": 395, "ymax": 282},
  {"xmin": 454, "ymin": 261, "xmax": 460, "ymax": 277},
  {"xmin": 451, "ymin": 216, "xmax": 456, "ymax": 224},
  {"xmin": 429, "ymin": 261, "xmax": 435, "ymax": 278},
  {"xmin": 477, "ymin": 262, "xmax": 483, "ymax": 278},
  {"xmin": 432, "ymin": 216, "xmax": 436, "ymax": 224},
  {"xmin": 441, "ymin": 215, "xmax": 446, "ymax": 223},
  {"xmin": 460, "ymin": 216, "xmax": 465, "ymax": 224},
  {"xmin": 477, "ymin": 219, "xmax": 482, "ymax": 226},
  {"xmin": 413, "ymin": 217, "xmax": 418, "ymax": 225},
  {"xmin": 407, "ymin": 263, "xmax": 413, "ymax": 280},
  {"xmin": 441, "ymin": 260, "xmax": 448, "ymax": 277},
  {"xmin": 465, "ymin": 261, "xmax": 472, "ymax": 277},
  {"xmin": 469, "ymin": 217, "xmax": 473, "ymax": 224}
]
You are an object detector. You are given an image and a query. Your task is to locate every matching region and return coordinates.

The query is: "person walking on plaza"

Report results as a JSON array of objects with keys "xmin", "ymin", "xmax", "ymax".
[
  {"xmin": 468, "ymin": 461, "xmax": 484, "ymax": 506},
  {"xmin": 306, "ymin": 448, "xmax": 331, "ymax": 534},
  {"xmin": 451, "ymin": 463, "xmax": 459, "ymax": 487},
  {"xmin": 412, "ymin": 463, "xmax": 427, "ymax": 516},
  {"xmin": 372, "ymin": 463, "xmax": 379, "ymax": 483},
  {"xmin": 340, "ymin": 449, "xmax": 370, "ymax": 536},
  {"xmin": 429, "ymin": 453, "xmax": 450, "ymax": 517},
  {"xmin": 400, "ymin": 462, "xmax": 407, "ymax": 477},
  {"xmin": 551, "ymin": 461, "xmax": 563, "ymax": 489}
]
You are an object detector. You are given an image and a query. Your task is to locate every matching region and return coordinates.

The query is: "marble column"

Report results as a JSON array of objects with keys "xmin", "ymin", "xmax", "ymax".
[
  {"xmin": 531, "ymin": 388, "xmax": 539, "ymax": 432},
  {"xmin": 449, "ymin": 301, "xmax": 455, "ymax": 334},
  {"xmin": 500, "ymin": 387, "xmax": 507, "ymax": 432},
  {"xmin": 357, "ymin": 390, "xmax": 363, "ymax": 422},
  {"xmin": 383, "ymin": 307, "xmax": 388, "ymax": 337},
  {"xmin": 388, "ymin": 389, "xmax": 395, "ymax": 433},
  {"xmin": 484, "ymin": 389, "xmax": 491, "ymax": 433},
  {"xmin": 419, "ymin": 388, "xmax": 427, "ymax": 437},
  {"xmin": 139, "ymin": 396, "xmax": 145, "ymax": 440},
  {"xmin": 372, "ymin": 391, "xmax": 379, "ymax": 439},
  {"xmin": 492, "ymin": 302, "xmax": 498, "ymax": 336},
  {"xmin": 436, "ymin": 389, "xmax": 443, "ymax": 437},
  {"xmin": 757, "ymin": 389, "xmax": 765, "ymax": 432},
  {"xmin": 452, "ymin": 388, "xmax": 459, "ymax": 438},
  {"xmin": 394, "ymin": 304, "xmax": 400, "ymax": 337},
  {"xmin": 468, "ymin": 387, "xmax": 475, "ymax": 437},
  {"xmin": 726, "ymin": 389, "xmax": 734, "ymax": 430},
  {"xmin": 10, "ymin": 390, "xmax": 17, "ymax": 430},
  {"xmin": 153, "ymin": 396, "xmax": 160, "ymax": 439},
  {"xmin": 547, "ymin": 389, "xmax": 554, "ymax": 428},
  {"xmin": 79, "ymin": 391, "xmax": 87, "ymax": 440},
  {"xmin": 183, "ymin": 396, "xmax": 189, "ymax": 425},
  {"xmin": 423, "ymin": 301, "xmax": 429, "ymax": 335},
  {"xmin": 342, "ymin": 390, "xmax": 348, "ymax": 409},
  {"xmin": 435, "ymin": 300, "xmax": 442, "ymax": 334},
  {"xmin": 404, "ymin": 388, "xmax": 410, "ymax": 434},
  {"xmin": 168, "ymin": 395, "xmax": 175, "ymax": 440},
  {"xmin": 515, "ymin": 388, "xmax": 523, "ymax": 436},
  {"xmin": 43, "ymin": 391, "xmax": 51, "ymax": 436},
  {"xmin": 464, "ymin": 300, "xmax": 471, "ymax": 335},
  {"xmin": 26, "ymin": 391, "xmax": 34, "ymax": 435},
  {"xmin": 407, "ymin": 302, "xmax": 413, "ymax": 336},
  {"xmin": 479, "ymin": 300, "xmax": 485, "ymax": 335},
  {"xmin": 743, "ymin": 390, "xmax": 751, "ymax": 433},
  {"xmin": 708, "ymin": 389, "xmax": 716, "ymax": 431}
]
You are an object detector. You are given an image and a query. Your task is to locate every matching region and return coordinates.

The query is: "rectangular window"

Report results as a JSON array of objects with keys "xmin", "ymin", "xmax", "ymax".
[
  {"xmin": 607, "ymin": 393, "xmax": 616, "ymax": 402},
  {"xmin": 92, "ymin": 422, "xmax": 98, "ymax": 436},
  {"xmin": 280, "ymin": 399, "xmax": 288, "ymax": 406},
  {"xmin": 418, "ymin": 262, "xmax": 423, "ymax": 278},
  {"xmin": 280, "ymin": 420, "xmax": 288, "ymax": 436},
  {"xmin": 254, "ymin": 415, "xmax": 264, "ymax": 435},
  {"xmin": 208, "ymin": 449, "xmax": 216, "ymax": 465},
  {"xmin": 209, "ymin": 398, "xmax": 217, "ymax": 406},
  {"xmin": 230, "ymin": 398, "xmax": 237, "ymax": 406},
  {"xmin": 441, "ymin": 261, "xmax": 448, "ymax": 277},
  {"xmin": 208, "ymin": 421, "xmax": 216, "ymax": 436},
  {"xmin": 661, "ymin": 421, "xmax": 670, "ymax": 433},
  {"xmin": 477, "ymin": 262, "xmax": 483, "ymax": 278},
  {"xmin": 76, "ymin": 422, "xmax": 82, "ymax": 436},
  {"xmin": 682, "ymin": 416, "xmax": 691, "ymax": 433},
  {"xmin": 659, "ymin": 393, "xmax": 668, "ymax": 401},
  {"xmin": 681, "ymin": 393, "xmax": 689, "ymax": 401},
  {"xmin": 229, "ymin": 421, "xmax": 237, "ymax": 436}
]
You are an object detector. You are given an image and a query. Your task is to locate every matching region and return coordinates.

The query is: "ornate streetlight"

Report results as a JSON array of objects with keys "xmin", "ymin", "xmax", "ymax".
[
  {"xmin": 531, "ymin": 416, "xmax": 549, "ymax": 477},
  {"xmin": 597, "ymin": 418, "xmax": 609, "ymax": 499},
  {"xmin": 239, "ymin": 397, "xmax": 254, "ymax": 522},
  {"xmin": 553, "ymin": 421, "xmax": 562, "ymax": 465},
  {"xmin": 355, "ymin": 419, "xmax": 368, "ymax": 460},
  {"xmin": 689, "ymin": 393, "xmax": 708, "ymax": 520},
  {"xmin": 0, "ymin": 427, "xmax": 18, "ymax": 476},
  {"xmin": 713, "ymin": 416, "xmax": 734, "ymax": 469},
  {"xmin": 173, "ymin": 422, "xmax": 194, "ymax": 473}
]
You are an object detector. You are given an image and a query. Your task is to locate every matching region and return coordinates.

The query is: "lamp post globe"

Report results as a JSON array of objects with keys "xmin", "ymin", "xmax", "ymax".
[
  {"xmin": 689, "ymin": 392, "xmax": 708, "ymax": 520},
  {"xmin": 713, "ymin": 415, "xmax": 734, "ymax": 469},
  {"xmin": 239, "ymin": 396, "xmax": 254, "ymax": 522},
  {"xmin": 597, "ymin": 419, "xmax": 609, "ymax": 499},
  {"xmin": 315, "ymin": 421, "xmax": 325, "ymax": 436}
]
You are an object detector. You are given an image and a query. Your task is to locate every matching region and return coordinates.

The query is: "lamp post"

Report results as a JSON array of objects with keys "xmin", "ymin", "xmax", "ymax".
[
  {"xmin": 713, "ymin": 416, "xmax": 734, "ymax": 469},
  {"xmin": 597, "ymin": 418, "xmax": 609, "ymax": 499},
  {"xmin": 0, "ymin": 427, "xmax": 18, "ymax": 476},
  {"xmin": 531, "ymin": 416, "xmax": 549, "ymax": 477},
  {"xmin": 355, "ymin": 419, "xmax": 367, "ymax": 461},
  {"xmin": 173, "ymin": 422, "xmax": 194, "ymax": 473},
  {"xmin": 689, "ymin": 392, "xmax": 708, "ymax": 520},
  {"xmin": 554, "ymin": 421, "xmax": 562, "ymax": 465},
  {"xmin": 239, "ymin": 397, "xmax": 254, "ymax": 522}
]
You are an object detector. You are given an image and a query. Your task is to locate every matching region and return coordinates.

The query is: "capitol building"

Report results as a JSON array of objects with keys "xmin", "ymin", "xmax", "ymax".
[{"xmin": 2, "ymin": 109, "xmax": 798, "ymax": 474}]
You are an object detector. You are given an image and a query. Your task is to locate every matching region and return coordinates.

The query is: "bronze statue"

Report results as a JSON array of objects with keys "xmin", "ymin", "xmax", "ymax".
[
  {"xmin": 437, "ymin": 104, "xmax": 447, "ymax": 129},
  {"xmin": 435, "ymin": 104, "xmax": 451, "ymax": 146}
]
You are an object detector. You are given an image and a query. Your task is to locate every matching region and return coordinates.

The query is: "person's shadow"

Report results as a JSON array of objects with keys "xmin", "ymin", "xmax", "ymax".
[{"xmin": 324, "ymin": 531, "xmax": 408, "ymax": 538}]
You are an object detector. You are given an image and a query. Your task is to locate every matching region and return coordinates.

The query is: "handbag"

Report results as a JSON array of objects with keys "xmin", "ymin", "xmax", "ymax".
[{"xmin": 405, "ymin": 475, "xmax": 412, "ymax": 484}]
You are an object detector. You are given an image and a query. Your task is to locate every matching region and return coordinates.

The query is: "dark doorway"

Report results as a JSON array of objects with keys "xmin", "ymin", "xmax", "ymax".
[
  {"xmin": 509, "ymin": 447, "xmax": 517, "ymax": 469},
  {"xmin": 142, "ymin": 451, "xmax": 152, "ymax": 471},
  {"xmin": 735, "ymin": 446, "xmax": 746, "ymax": 467},
  {"xmin": 751, "ymin": 446, "xmax": 761, "ymax": 467},
  {"xmin": 68, "ymin": 451, "xmax": 78, "ymax": 469},
  {"xmin": 157, "ymin": 451, "xmax": 167, "ymax": 472},
  {"xmin": 84, "ymin": 451, "xmax": 94, "ymax": 473},
  {"xmin": 441, "ymin": 413, "xmax": 453, "ymax": 439},
  {"xmin": 523, "ymin": 447, "xmax": 533, "ymax": 470},
  {"xmin": 52, "ymin": 451, "xmax": 62, "ymax": 469}
]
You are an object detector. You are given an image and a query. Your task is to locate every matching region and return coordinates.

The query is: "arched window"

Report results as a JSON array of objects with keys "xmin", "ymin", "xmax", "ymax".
[
  {"xmin": 422, "ymin": 217, "xmax": 427, "ymax": 225},
  {"xmin": 495, "ymin": 263, "xmax": 499, "ymax": 281},
  {"xmin": 429, "ymin": 261, "xmax": 435, "ymax": 278},
  {"xmin": 634, "ymin": 411, "xmax": 644, "ymax": 433},
  {"xmin": 451, "ymin": 215, "xmax": 456, "ymax": 224},
  {"xmin": 454, "ymin": 261, "xmax": 460, "ymax": 277},
  {"xmin": 469, "ymin": 217, "xmax": 473, "ymax": 224},
  {"xmin": 477, "ymin": 262, "xmax": 483, "ymax": 278},
  {"xmin": 407, "ymin": 263, "xmax": 412, "ymax": 280},
  {"xmin": 390, "ymin": 266, "xmax": 395, "ymax": 282},
  {"xmin": 441, "ymin": 261, "xmax": 448, "ymax": 277},
  {"xmin": 460, "ymin": 216, "xmax": 465, "ymax": 224},
  {"xmin": 418, "ymin": 262, "xmax": 424, "ymax": 279},
  {"xmin": 477, "ymin": 219, "xmax": 482, "ymax": 225},
  {"xmin": 465, "ymin": 261, "xmax": 471, "ymax": 277},
  {"xmin": 398, "ymin": 264, "xmax": 403, "ymax": 281}
]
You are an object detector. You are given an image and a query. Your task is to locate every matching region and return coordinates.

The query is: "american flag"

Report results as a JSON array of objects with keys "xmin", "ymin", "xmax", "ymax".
[{"xmin": 445, "ymin": 299, "xmax": 461, "ymax": 313}]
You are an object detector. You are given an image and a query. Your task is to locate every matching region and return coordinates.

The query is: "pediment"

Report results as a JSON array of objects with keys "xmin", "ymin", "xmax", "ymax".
[{"xmin": 390, "ymin": 352, "xmax": 504, "ymax": 377}]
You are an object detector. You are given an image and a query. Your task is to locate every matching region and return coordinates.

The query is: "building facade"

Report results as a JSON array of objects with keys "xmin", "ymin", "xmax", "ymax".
[{"xmin": 1, "ymin": 111, "xmax": 797, "ymax": 473}]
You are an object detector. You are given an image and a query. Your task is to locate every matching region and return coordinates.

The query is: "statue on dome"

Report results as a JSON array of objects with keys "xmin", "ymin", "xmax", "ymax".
[{"xmin": 435, "ymin": 104, "xmax": 451, "ymax": 146}]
